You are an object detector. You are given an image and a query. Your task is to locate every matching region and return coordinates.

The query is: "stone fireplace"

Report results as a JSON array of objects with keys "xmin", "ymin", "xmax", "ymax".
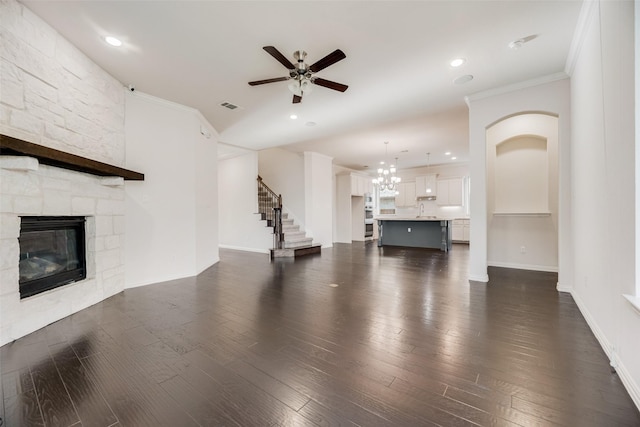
[
  {"xmin": 0, "ymin": 0, "xmax": 139, "ymax": 346},
  {"xmin": 0, "ymin": 138, "xmax": 143, "ymax": 345}
]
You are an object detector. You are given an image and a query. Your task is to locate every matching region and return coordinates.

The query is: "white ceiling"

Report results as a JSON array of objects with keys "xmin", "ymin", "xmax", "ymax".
[{"xmin": 20, "ymin": 0, "xmax": 583, "ymax": 171}]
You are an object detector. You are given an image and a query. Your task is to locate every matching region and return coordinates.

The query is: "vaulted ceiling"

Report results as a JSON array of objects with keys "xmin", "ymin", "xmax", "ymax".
[{"xmin": 21, "ymin": 0, "xmax": 583, "ymax": 171}]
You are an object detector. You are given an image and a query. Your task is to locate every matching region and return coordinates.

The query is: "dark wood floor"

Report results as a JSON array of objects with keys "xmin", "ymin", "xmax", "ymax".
[{"xmin": 2, "ymin": 243, "xmax": 639, "ymax": 426}]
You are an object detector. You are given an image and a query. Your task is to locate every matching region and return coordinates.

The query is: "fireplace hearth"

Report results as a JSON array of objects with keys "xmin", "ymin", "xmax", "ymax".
[{"xmin": 19, "ymin": 216, "xmax": 87, "ymax": 299}]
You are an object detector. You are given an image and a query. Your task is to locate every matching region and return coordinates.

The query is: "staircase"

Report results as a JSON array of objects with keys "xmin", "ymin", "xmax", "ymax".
[{"xmin": 257, "ymin": 176, "xmax": 321, "ymax": 259}]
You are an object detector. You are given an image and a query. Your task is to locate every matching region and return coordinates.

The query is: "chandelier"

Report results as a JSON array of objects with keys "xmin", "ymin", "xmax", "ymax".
[{"xmin": 373, "ymin": 141, "xmax": 401, "ymax": 191}]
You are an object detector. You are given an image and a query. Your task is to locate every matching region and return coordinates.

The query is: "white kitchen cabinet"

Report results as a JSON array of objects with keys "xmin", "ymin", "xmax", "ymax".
[
  {"xmin": 415, "ymin": 174, "xmax": 437, "ymax": 199},
  {"xmin": 436, "ymin": 178, "xmax": 463, "ymax": 206},
  {"xmin": 395, "ymin": 182, "xmax": 416, "ymax": 207},
  {"xmin": 350, "ymin": 174, "xmax": 373, "ymax": 196},
  {"xmin": 452, "ymin": 219, "xmax": 470, "ymax": 242}
]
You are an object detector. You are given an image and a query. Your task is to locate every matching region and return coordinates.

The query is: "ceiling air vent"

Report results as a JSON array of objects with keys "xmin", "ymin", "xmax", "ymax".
[{"xmin": 220, "ymin": 101, "xmax": 239, "ymax": 110}]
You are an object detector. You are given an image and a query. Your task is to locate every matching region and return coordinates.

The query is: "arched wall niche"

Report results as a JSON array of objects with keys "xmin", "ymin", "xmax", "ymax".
[
  {"xmin": 494, "ymin": 134, "xmax": 548, "ymax": 213},
  {"xmin": 485, "ymin": 112, "xmax": 559, "ymax": 272}
]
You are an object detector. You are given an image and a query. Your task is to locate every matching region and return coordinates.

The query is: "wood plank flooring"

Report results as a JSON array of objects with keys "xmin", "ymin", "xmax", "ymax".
[{"xmin": 1, "ymin": 243, "xmax": 639, "ymax": 426}]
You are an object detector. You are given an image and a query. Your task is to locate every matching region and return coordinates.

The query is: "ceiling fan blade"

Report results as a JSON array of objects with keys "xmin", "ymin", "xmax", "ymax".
[
  {"xmin": 248, "ymin": 77, "xmax": 289, "ymax": 86},
  {"xmin": 293, "ymin": 94, "xmax": 302, "ymax": 104},
  {"xmin": 263, "ymin": 46, "xmax": 295, "ymax": 70},
  {"xmin": 309, "ymin": 49, "xmax": 346, "ymax": 73},
  {"xmin": 313, "ymin": 77, "xmax": 348, "ymax": 92}
]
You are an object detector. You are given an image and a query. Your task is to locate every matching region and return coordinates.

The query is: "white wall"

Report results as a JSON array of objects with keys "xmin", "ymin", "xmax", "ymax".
[
  {"xmin": 335, "ymin": 174, "xmax": 355, "ymax": 244},
  {"xmin": 332, "ymin": 165, "xmax": 352, "ymax": 243},
  {"xmin": 218, "ymin": 151, "xmax": 272, "ymax": 253},
  {"xmin": 486, "ymin": 114, "xmax": 559, "ymax": 272},
  {"xmin": 569, "ymin": 0, "xmax": 639, "ymax": 409},
  {"xmin": 258, "ymin": 147, "xmax": 305, "ymax": 228},
  {"xmin": 195, "ymin": 122, "xmax": 219, "ymax": 273},
  {"xmin": 467, "ymin": 77, "xmax": 571, "ymax": 283},
  {"xmin": 125, "ymin": 92, "xmax": 219, "ymax": 288},
  {"xmin": 304, "ymin": 152, "xmax": 333, "ymax": 247}
]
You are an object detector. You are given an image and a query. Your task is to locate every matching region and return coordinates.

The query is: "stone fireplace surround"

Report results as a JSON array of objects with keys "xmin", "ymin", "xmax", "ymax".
[
  {"xmin": 0, "ymin": 153, "xmax": 129, "ymax": 346},
  {"xmin": 0, "ymin": 0, "xmax": 141, "ymax": 347}
]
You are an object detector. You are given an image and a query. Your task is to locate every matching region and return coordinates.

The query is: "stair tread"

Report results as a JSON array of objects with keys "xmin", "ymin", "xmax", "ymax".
[
  {"xmin": 284, "ymin": 239, "xmax": 313, "ymax": 249},
  {"xmin": 284, "ymin": 235, "xmax": 311, "ymax": 242},
  {"xmin": 284, "ymin": 231, "xmax": 306, "ymax": 238}
]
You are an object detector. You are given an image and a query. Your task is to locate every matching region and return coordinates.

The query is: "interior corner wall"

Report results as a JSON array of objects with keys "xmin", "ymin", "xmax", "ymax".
[
  {"xmin": 124, "ymin": 92, "xmax": 219, "ymax": 288},
  {"xmin": 304, "ymin": 152, "xmax": 333, "ymax": 248},
  {"xmin": 218, "ymin": 151, "xmax": 272, "ymax": 253},
  {"xmin": 467, "ymin": 78, "xmax": 571, "ymax": 284},
  {"xmin": 195, "ymin": 122, "xmax": 219, "ymax": 274},
  {"xmin": 569, "ymin": 0, "xmax": 639, "ymax": 409},
  {"xmin": 258, "ymin": 148, "xmax": 305, "ymax": 228}
]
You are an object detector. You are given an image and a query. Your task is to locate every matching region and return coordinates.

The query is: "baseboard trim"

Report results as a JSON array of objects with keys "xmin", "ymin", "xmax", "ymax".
[
  {"xmin": 615, "ymin": 354, "xmax": 640, "ymax": 413},
  {"xmin": 556, "ymin": 282, "xmax": 572, "ymax": 293},
  {"xmin": 219, "ymin": 244, "xmax": 269, "ymax": 254},
  {"xmin": 469, "ymin": 274, "xmax": 489, "ymax": 283},
  {"xmin": 488, "ymin": 261, "xmax": 558, "ymax": 273},
  {"xmin": 195, "ymin": 257, "xmax": 220, "ymax": 276},
  {"xmin": 571, "ymin": 291, "xmax": 640, "ymax": 411}
]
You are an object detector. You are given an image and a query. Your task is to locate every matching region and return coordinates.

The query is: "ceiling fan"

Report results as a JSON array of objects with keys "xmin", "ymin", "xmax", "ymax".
[{"xmin": 248, "ymin": 46, "xmax": 348, "ymax": 104}]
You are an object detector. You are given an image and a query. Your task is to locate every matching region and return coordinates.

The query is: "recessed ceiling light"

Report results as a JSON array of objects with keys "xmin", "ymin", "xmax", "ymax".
[
  {"xmin": 401, "ymin": 150, "xmax": 409, "ymax": 153},
  {"xmin": 451, "ymin": 157, "xmax": 457, "ymax": 160},
  {"xmin": 445, "ymin": 151, "xmax": 451, "ymax": 156},
  {"xmin": 450, "ymin": 58, "xmax": 466, "ymax": 67},
  {"xmin": 305, "ymin": 121, "xmax": 316, "ymax": 127},
  {"xmin": 290, "ymin": 114, "xmax": 298, "ymax": 120},
  {"xmin": 104, "ymin": 36, "xmax": 122, "ymax": 47},
  {"xmin": 453, "ymin": 75, "xmax": 474, "ymax": 85},
  {"xmin": 508, "ymin": 39, "xmax": 524, "ymax": 50},
  {"xmin": 508, "ymin": 34, "xmax": 538, "ymax": 50}
]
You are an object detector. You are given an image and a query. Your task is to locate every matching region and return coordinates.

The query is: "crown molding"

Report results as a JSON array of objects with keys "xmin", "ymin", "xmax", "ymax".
[{"xmin": 464, "ymin": 72, "xmax": 569, "ymax": 105}]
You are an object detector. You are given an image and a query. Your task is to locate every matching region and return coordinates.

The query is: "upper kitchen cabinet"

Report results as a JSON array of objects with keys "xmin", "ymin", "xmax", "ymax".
[
  {"xmin": 436, "ymin": 177, "xmax": 463, "ymax": 206},
  {"xmin": 416, "ymin": 174, "xmax": 437, "ymax": 199},
  {"xmin": 350, "ymin": 174, "xmax": 373, "ymax": 196},
  {"xmin": 395, "ymin": 182, "xmax": 416, "ymax": 207}
]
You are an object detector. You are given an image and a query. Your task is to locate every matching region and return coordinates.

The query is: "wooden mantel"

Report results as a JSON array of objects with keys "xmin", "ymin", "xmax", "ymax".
[{"xmin": 0, "ymin": 134, "xmax": 144, "ymax": 181}]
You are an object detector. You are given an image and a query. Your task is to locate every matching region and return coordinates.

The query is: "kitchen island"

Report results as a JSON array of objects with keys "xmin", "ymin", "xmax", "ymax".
[{"xmin": 375, "ymin": 216, "xmax": 452, "ymax": 251}]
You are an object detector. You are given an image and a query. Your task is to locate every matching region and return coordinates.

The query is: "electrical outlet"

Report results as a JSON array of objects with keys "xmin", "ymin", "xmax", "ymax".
[
  {"xmin": 407, "ymin": 227, "xmax": 412, "ymax": 232},
  {"xmin": 520, "ymin": 246, "xmax": 526, "ymax": 254}
]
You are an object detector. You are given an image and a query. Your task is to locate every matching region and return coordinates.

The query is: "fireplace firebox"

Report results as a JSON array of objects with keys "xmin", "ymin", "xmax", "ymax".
[{"xmin": 18, "ymin": 216, "xmax": 86, "ymax": 299}]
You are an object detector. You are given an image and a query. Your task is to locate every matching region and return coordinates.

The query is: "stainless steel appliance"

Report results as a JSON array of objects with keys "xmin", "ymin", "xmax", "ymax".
[
  {"xmin": 365, "ymin": 222, "xmax": 374, "ymax": 238},
  {"xmin": 365, "ymin": 194, "xmax": 374, "ymax": 238}
]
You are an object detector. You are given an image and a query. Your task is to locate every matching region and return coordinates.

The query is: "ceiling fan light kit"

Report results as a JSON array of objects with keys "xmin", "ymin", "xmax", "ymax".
[{"xmin": 249, "ymin": 46, "xmax": 348, "ymax": 103}]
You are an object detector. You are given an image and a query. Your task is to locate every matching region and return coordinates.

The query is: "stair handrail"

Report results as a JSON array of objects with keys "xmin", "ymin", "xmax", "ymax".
[{"xmin": 257, "ymin": 176, "xmax": 283, "ymax": 249}]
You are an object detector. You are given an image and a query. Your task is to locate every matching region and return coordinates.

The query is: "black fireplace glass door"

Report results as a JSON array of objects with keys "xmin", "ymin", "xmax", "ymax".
[{"xmin": 19, "ymin": 216, "xmax": 86, "ymax": 298}]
